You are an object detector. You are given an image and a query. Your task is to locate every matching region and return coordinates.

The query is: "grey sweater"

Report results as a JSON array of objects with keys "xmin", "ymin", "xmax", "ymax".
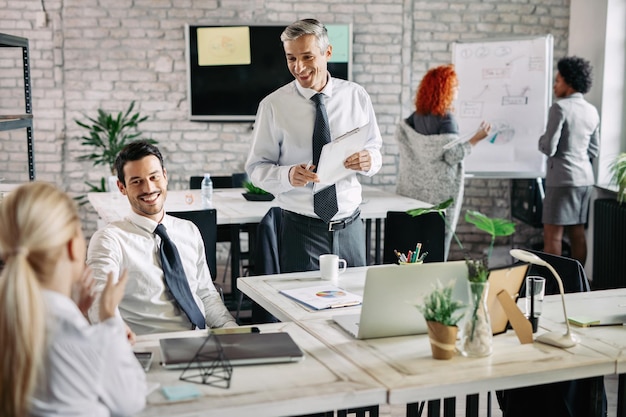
[{"xmin": 394, "ymin": 118, "xmax": 472, "ymax": 258}]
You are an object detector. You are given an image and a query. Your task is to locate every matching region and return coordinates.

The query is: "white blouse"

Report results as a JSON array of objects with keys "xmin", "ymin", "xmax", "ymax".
[{"xmin": 30, "ymin": 290, "xmax": 146, "ymax": 417}]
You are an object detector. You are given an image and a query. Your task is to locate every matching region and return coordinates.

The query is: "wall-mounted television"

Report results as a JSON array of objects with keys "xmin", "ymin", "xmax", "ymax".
[{"xmin": 185, "ymin": 23, "xmax": 352, "ymax": 122}]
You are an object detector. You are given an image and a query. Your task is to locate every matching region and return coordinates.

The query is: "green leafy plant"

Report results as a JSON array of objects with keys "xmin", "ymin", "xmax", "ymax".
[
  {"xmin": 416, "ymin": 280, "xmax": 465, "ymax": 326},
  {"xmin": 610, "ymin": 152, "xmax": 626, "ymax": 204},
  {"xmin": 243, "ymin": 181, "xmax": 270, "ymax": 195},
  {"xmin": 406, "ymin": 198, "xmax": 515, "ymax": 282},
  {"xmin": 73, "ymin": 101, "xmax": 156, "ymax": 202}
]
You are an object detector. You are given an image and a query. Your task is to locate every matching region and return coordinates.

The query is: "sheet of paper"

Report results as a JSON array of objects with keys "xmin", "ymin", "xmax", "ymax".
[
  {"xmin": 314, "ymin": 124, "xmax": 370, "ymax": 192},
  {"xmin": 280, "ymin": 285, "xmax": 362, "ymax": 310}
]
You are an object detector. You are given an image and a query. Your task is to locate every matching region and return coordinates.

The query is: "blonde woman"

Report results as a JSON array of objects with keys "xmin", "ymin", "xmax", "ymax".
[{"xmin": 0, "ymin": 182, "xmax": 146, "ymax": 417}]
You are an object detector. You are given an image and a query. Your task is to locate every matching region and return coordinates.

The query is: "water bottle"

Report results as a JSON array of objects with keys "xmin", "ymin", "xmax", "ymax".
[{"xmin": 201, "ymin": 173, "xmax": 213, "ymax": 208}]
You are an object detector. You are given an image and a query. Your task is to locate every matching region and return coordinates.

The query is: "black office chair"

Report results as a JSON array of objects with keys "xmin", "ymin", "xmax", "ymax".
[
  {"xmin": 383, "ymin": 211, "xmax": 445, "ymax": 264},
  {"xmin": 190, "ymin": 173, "xmax": 250, "ymax": 282},
  {"xmin": 496, "ymin": 250, "xmax": 606, "ymax": 417},
  {"xmin": 168, "ymin": 208, "xmax": 222, "ymax": 300}
]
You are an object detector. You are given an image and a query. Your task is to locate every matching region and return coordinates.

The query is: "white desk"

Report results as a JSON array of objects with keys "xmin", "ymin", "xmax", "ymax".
[
  {"xmin": 239, "ymin": 268, "xmax": 622, "ymax": 415},
  {"xmin": 537, "ymin": 289, "xmax": 626, "ymax": 416},
  {"xmin": 299, "ymin": 318, "xmax": 614, "ymax": 407},
  {"xmin": 87, "ymin": 186, "xmax": 430, "ymax": 226},
  {"xmin": 135, "ymin": 322, "xmax": 386, "ymax": 417},
  {"xmin": 88, "ymin": 187, "xmax": 430, "ymax": 293}
]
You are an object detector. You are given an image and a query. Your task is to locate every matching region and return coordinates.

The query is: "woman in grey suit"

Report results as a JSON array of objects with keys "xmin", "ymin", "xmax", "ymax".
[{"xmin": 539, "ymin": 56, "xmax": 600, "ymax": 266}]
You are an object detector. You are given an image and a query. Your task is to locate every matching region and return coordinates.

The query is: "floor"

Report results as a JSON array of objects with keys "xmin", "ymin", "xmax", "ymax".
[{"xmin": 217, "ymin": 262, "xmax": 619, "ymax": 417}]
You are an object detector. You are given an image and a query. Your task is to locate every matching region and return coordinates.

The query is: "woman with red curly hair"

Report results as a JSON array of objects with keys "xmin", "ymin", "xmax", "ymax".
[{"xmin": 395, "ymin": 64, "xmax": 491, "ymax": 259}]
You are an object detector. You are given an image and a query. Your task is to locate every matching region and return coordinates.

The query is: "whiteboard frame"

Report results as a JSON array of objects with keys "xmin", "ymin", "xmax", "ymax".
[{"xmin": 452, "ymin": 35, "xmax": 554, "ymax": 179}]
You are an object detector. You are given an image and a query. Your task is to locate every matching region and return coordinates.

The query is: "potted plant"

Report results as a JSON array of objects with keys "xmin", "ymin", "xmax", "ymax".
[
  {"xmin": 242, "ymin": 181, "xmax": 274, "ymax": 201},
  {"xmin": 610, "ymin": 152, "xmax": 626, "ymax": 204},
  {"xmin": 407, "ymin": 199, "xmax": 516, "ymax": 357},
  {"xmin": 74, "ymin": 101, "xmax": 156, "ymax": 196},
  {"xmin": 416, "ymin": 280, "xmax": 465, "ymax": 360}
]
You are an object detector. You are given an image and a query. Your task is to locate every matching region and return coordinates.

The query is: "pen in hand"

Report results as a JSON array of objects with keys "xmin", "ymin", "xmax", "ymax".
[{"xmin": 305, "ymin": 160, "xmax": 313, "ymax": 171}]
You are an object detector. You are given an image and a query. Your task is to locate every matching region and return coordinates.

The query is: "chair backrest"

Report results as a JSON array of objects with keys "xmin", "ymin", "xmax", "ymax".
[
  {"xmin": 168, "ymin": 209, "xmax": 217, "ymax": 281},
  {"xmin": 383, "ymin": 211, "xmax": 445, "ymax": 264},
  {"xmin": 189, "ymin": 173, "xmax": 248, "ymax": 190},
  {"xmin": 522, "ymin": 249, "xmax": 591, "ymax": 296},
  {"xmin": 253, "ymin": 207, "xmax": 283, "ymax": 276}
]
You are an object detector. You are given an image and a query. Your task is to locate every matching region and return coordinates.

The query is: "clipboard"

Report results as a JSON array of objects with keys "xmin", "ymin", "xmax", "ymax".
[{"xmin": 314, "ymin": 124, "xmax": 370, "ymax": 192}]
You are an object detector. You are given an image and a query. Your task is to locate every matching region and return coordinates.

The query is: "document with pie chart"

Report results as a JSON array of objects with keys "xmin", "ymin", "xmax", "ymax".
[{"xmin": 280, "ymin": 285, "xmax": 362, "ymax": 310}]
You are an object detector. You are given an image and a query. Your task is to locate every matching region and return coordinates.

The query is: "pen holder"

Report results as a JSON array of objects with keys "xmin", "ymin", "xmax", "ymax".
[{"xmin": 398, "ymin": 260, "xmax": 423, "ymax": 266}]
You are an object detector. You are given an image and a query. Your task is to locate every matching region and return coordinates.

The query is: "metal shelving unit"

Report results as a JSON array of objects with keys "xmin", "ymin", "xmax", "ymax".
[{"xmin": 0, "ymin": 33, "xmax": 35, "ymax": 180}]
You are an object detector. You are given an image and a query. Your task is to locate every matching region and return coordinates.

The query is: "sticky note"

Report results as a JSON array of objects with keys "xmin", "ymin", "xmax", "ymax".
[
  {"xmin": 568, "ymin": 316, "xmax": 601, "ymax": 327},
  {"xmin": 161, "ymin": 385, "xmax": 201, "ymax": 401}
]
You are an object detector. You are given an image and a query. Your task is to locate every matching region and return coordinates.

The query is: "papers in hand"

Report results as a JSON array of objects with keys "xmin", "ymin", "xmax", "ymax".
[
  {"xmin": 314, "ymin": 124, "xmax": 370, "ymax": 192},
  {"xmin": 280, "ymin": 285, "xmax": 362, "ymax": 310}
]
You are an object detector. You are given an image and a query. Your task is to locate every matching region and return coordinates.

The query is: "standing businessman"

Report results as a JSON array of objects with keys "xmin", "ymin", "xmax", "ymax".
[{"xmin": 245, "ymin": 18, "xmax": 382, "ymax": 273}]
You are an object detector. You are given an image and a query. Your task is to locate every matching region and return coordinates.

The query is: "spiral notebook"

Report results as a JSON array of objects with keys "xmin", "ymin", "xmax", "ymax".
[{"xmin": 159, "ymin": 332, "xmax": 304, "ymax": 369}]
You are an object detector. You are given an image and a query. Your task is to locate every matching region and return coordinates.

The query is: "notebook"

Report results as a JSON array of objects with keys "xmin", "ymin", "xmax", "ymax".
[
  {"xmin": 333, "ymin": 261, "xmax": 469, "ymax": 339},
  {"xmin": 486, "ymin": 263, "xmax": 529, "ymax": 335},
  {"xmin": 159, "ymin": 332, "xmax": 304, "ymax": 369}
]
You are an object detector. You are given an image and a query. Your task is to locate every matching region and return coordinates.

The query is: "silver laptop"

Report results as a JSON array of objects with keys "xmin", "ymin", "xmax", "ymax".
[{"xmin": 333, "ymin": 261, "xmax": 468, "ymax": 339}]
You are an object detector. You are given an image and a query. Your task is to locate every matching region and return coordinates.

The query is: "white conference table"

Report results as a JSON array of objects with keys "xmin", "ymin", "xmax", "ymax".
[
  {"xmin": 238, "ymin": 267, "xmax": 623, "ymax": 416},
  {"xmin": 135, "ymin": 322, "xmax": 386, "ymax": 417},
  {"xmin": 88, "ymin": 186, "xmax": 430, "ymax": 293}
]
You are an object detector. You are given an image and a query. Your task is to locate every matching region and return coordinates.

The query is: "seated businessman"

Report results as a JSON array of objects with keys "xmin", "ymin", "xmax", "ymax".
[{"xmin": 87, "ymin": 140, "xmax": 237, "ymax": 335}]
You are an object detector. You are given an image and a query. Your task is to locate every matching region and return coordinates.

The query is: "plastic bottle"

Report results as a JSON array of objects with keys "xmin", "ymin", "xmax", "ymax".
[{"xmin": 201, "ymin": 173, "xmax": 213, "ymax": 208}]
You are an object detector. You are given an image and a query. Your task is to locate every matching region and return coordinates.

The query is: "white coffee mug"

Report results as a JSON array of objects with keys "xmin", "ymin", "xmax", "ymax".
[{"xmin": 319, "ymin": 254, "xmax": 347, "ymax": 281}]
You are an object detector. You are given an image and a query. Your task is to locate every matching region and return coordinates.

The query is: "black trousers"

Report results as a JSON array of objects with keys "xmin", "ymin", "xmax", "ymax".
[{"xmin": 280, "ymin": 210, "xmax": 366, "ymax": 273}]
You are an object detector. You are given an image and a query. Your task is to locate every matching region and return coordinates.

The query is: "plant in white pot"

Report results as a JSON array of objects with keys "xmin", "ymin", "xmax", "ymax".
[
  {"xmin": 74, "ymin": 101, "xmax": 156, "ymax": 198},
  {"xmin": 407, "ymin": 198, "xmax": 516, "ymax": 357},
  {"xmin": 610, "ymin": 152, "xmax": 626, "ymax": 204}
]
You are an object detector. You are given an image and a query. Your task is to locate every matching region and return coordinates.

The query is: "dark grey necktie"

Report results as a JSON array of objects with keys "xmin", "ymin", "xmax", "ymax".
[
  {"xmin": 311, "ymin": 93, "xmax": 338, "ymax": 223},
  {"xmin": 154, "ymin": 223, "xmax": 206, "ymax": 329}
]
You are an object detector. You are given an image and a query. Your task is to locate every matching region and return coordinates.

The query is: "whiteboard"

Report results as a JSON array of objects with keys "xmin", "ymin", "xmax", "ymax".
[{"xmin": 452, "ymin": 35, "xmax": 553, "ymax": 178}]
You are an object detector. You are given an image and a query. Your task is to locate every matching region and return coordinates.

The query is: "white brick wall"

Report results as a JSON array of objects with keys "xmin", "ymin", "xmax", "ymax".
[{"xmin": 0, "ymin": 0, "xmax": 569, "ymax": 259}]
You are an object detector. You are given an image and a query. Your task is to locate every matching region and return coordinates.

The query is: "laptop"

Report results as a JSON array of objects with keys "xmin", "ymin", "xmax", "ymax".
[
  {"xmin": 333, "ymin": 261, "xmax": 469, "ymax": 339},
  {"xmin": 159, "ymin": 332, "xmax": 304, "ymax": 369}
]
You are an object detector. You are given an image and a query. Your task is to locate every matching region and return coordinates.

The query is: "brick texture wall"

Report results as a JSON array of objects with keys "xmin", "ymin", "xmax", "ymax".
[{"xmin": 0, "ymin": 0, "xmax": 569, "ymax": 260}]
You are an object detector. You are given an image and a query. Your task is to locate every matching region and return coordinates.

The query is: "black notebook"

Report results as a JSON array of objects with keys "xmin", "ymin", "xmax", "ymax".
[{"xmin": 159, "ymin": 332, "xmax": 304, "ymax": 369}]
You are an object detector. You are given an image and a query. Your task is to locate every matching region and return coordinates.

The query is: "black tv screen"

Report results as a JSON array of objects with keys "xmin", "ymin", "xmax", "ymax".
[{"xmin": 185, "ymin": 24, "xmax": 352, "ymax": 122}]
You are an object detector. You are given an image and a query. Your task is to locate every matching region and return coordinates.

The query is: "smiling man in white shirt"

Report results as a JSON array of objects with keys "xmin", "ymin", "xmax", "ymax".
[
  {"xmin": 245, "ymin": 18, "xmax": 382, "ymax": 273},
  {"xmin": 87, "ymin": 141, "xmax": 236, "ymax": 335}
]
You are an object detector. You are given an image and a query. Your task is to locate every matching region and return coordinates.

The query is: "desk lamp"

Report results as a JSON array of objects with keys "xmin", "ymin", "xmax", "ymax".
[{"xmin": 509, "ymin": 249, "xmax": 579, "ymax": 348}]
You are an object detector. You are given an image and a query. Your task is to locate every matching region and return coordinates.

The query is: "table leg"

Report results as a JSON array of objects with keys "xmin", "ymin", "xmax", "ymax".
[
  {"xmin": 464, "ymin": 394, "xmax": 478, "ymax": 417},
  {"xmin": 375, "ymin": 218, "xmax": 381, "ymax": 264},
  {"xmin": 618, "ymin": 374, "xmax": 626, "ymax": 417},
  {"xmin": 230, "ymin": 225, "xmax": 241, "ymax": 303},
  {"xmin": 365, "ymin": 219, "xmax": 372, "ymax": 265}
]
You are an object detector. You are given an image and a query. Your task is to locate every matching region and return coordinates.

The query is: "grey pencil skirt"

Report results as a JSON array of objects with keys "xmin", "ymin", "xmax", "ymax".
[{"xmin": 542, "ymin": 185, "xmax": 592, "ymax": 225}]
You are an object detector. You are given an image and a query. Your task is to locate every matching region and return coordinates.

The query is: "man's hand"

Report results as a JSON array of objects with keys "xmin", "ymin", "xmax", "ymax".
[
  {"xmin": 99, "ymin": 270, "xmax": 128, "ymax": 322},
  {"xmin": 344, "ymin": 150, "xmax": 371, "ymax": 172},
  {"xmin": 289, "ymin": 162, "xmax": 319, "ymax": 187}
]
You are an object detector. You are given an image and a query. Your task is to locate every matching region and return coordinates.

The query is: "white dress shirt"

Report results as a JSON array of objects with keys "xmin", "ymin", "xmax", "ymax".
[
  {"xmin": 245, "ymin": 76, "xmax": 383, "ymax": 220},
  {"xmin": 87, "ymin": 211, "xmax": 236, "ymax": 335},
  {"xmin": 30, "ymin": 290, "xmax": 146, "ymax": 417}
]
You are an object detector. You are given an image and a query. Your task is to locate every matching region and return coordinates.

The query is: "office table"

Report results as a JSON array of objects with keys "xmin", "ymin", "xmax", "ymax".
[
  {"xmin": 239, "ymin": 267, "xmax": 621, "ymax": 416},
  {"xmin": 88, "ymin": 187, "xmax": 430, "ymax": 296},
  {"xmin": 134, "ymin": 322, "xmax": 386, "ymax": 417},
  {"xmin": 536, "ymin": 289, "xmax": 626, "ymax": 416}
]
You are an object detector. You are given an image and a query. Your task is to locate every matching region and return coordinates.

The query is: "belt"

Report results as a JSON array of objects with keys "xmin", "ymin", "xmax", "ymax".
[
  {"xmin": 283, "ymin": 209, "xmax": 361, "ymax": 232},
  {"xmin": 327, "ymin": 209, "xmax": 361, "ymax": 232}
]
